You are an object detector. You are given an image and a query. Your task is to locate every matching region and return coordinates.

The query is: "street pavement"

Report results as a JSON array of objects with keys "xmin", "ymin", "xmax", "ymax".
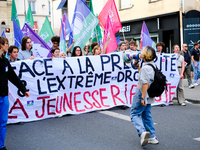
[
  {"xmin": 5, "ymin": 103, "xmax": 200, "ymax": 150},
  {"xmin": 174, "ymin": 79, "xmax": 200, "ymax": 103}
]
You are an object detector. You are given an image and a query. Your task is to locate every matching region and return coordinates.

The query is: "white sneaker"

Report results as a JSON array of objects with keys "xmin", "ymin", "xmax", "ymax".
[
  {"xmin": 148, "ymin": 136, "xmax": 159, "ymax": 144},
  {"xmin": 140, "ymin": 131, "xmax": 150, "ymax": 147},
  {"xmin": 194, "ymin": 83, "xmax": 199, "ymax": 86},
  {"xmin": 170, "ymin": 101, "xmax": 173, "ymax": 105},
  {"xmin": 181, "ymin": 103, "xmax": 186, "ymax": 106},
  {"xmin": 189, "ymin": 84, "xmax": 195, "ymax": 88}
]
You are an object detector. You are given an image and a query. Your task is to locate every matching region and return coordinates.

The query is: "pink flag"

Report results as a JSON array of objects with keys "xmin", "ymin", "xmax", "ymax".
[
  {"xmin": 103, "ymin": 16, "xmax": 118, "ymax": 54},
  {"xmin": 98, "ymin": 0, "xmax": 122, "ymax": 33}
]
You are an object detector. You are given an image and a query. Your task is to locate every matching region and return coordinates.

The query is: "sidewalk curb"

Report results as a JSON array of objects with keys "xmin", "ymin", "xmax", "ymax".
[{"xmin": 174, "ymin": 97, "xmax": 200, "ymax": 104}]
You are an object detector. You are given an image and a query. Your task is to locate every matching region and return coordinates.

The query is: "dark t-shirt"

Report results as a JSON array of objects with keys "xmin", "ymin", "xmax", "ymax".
[
  {"xmin": 191, "ymin": 48, "xmax": 200, "ymax": 61},
  {"xmin": 183, "ymin": 51, "xmax": 191, "ymax": 65}
]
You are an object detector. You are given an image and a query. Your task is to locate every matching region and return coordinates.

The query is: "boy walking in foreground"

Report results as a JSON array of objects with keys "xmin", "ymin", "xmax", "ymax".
[{"xmin": 0, "ymin": 36, "xmax": 30, "ymax": 150}]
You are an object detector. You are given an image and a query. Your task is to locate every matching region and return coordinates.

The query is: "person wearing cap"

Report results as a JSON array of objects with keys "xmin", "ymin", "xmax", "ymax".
[{"xmin": 118, "ymin": 41, "xmax": 126, "ymax": 51}]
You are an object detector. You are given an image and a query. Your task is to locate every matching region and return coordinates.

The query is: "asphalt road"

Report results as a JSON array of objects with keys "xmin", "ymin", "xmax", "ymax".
[{"xmin": 5, "ymin": 103, "xmax": 200, "ymax": 150}]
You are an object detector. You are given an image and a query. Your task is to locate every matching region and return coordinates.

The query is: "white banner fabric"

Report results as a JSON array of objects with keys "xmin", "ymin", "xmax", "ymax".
[{"xmin": 8, "ymin": 52, "xmax": 180, "ymax": 124}]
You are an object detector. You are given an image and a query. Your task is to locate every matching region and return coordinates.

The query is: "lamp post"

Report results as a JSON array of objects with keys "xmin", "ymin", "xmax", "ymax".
[
  {"xmin": 179, "ymin": 0, "xmax": 183, "ymax": 47},
  {"xmin": 24, "ymin": 0, "xmax": 26, "ymax": 17},
  {"xmin": 51, "ymin": 0, "xmax": 54, "ymax": 31}
]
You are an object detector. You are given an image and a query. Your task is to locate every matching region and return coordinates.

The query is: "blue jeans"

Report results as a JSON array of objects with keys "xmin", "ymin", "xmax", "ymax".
[
  {"xmin": 192, "ymin": 61, "xmax": 200, "ymax": 83},
  {"xmin": 0, "ymin": 96, "xmax": 9, "ymax": 149},
  {"xmin": 130, "ymin": 88, "xmax": 156, "ymax": 138}
]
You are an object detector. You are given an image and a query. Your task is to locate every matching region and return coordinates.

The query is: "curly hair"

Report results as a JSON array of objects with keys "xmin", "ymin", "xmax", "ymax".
[
  {"xmin": 51, "ymin": 36, "xmax": 60, "ymax": 44},
  {"xmin": 156, "ymin": 42, "xmax": 165, "ymax": 49}
]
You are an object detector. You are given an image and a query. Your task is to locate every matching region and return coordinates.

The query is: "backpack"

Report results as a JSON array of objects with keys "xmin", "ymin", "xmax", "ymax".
[{"xmin": 147, "ymin": 64, "xmax": 167, "ymax": 98}]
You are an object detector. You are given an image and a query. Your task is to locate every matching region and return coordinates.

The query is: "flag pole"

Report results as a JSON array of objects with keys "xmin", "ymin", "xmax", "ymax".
[
  {"xmin": 95, "ymin": 27, "xmax": 99, "ymax": 44},
  {"xmin": 122, "ymin": 30, "xmax": 126, "ymax": 41},
  {"xmin": 24, "ymin": 0, "xmax": 26, "ymax": 17}
]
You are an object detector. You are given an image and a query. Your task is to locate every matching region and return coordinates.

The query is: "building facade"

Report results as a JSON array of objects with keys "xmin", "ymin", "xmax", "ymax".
[
  {"xmin": 116, "ymin": 0, "xmax": 200, "ymax": 53},
  {"xmin": 0, "ymin": 0, "xmax": 12, "ymax": 36},
  {"xmin": 16, "ymin": 0, "xmax": 51, "ymax": 34},
  {"xmin": 0, "ymin": 0, "xmax": 51, "ymax": 44}
]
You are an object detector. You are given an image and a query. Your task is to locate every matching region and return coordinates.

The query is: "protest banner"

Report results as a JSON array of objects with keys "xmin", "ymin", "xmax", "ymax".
[{"xmin": 8, "ymin": 52, "xmax": 179, "ymax": 124}]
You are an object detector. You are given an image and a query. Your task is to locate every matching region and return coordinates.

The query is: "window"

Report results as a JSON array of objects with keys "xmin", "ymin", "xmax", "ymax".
[
  {"xmin": 28, "ymin": 1, "xmax": 36, "ymax": 14},
  {"xmin": 85, "ymin": 0, "xmax": 90, "ymax": 6},
  {"xmin": 32, "ymin": 22, "xmax": 38, "ymax": 34},
  {"xmin": 49, "ymin": 1, "xmax": 51, "ymax": 15},
  {"xmin": 149, "ymin": 0, "xmax": 160, "ymax": 3},
  {"xmin": 62, "ymin": 0, "xmax": 68, "ymax": 17},
  {"xmin": 120, "ymin": 0, "xmax": 131, "ymax": 10}
]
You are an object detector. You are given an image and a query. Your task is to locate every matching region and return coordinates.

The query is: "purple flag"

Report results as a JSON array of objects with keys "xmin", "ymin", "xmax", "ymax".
[
  {"xmin": 140, "ymin": 21, "xmax": 156, "ymax": 50},
  {"xmin": 22, "ymin": 23, "xmax": 52, "ymax": 58},
  {"xmin": 63, "ymin": 10, "xmax": 72, "ymax": 37}
]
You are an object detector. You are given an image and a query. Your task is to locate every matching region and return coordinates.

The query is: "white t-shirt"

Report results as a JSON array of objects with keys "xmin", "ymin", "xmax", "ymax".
[{"xmin": 176, "ymin": 54, "xmax": 184, "ymax": 67}]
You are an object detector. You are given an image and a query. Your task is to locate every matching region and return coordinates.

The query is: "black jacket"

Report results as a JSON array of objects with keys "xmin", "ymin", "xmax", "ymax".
[{"xmin": 0, "ymin": 55, "xmax": 27, "ymax": 96}]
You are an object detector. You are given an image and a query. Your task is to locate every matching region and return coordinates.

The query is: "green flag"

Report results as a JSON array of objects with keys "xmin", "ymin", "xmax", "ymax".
[
  {"xmin": 89, "ymin": 16, "xmax": 102, "ymax": 52},
  {"xmin": 71, "ymin": 0, "xmax": 99, "ymax": 51},
  {"xmin": 89, "ymin": 0, "xmax": 102, "ymax": 52},
  {"xmin": 89, "ymin": 0, "xmax": 94, "ymax": 14},
  {"xmin": 39, "ymin": 16, "xmax": 54, "ymax": 47},
  {"xmin": 25, "ymin": 4, "xmax": 34, "ymax": 28},
  {"xmin": 11, "ymin": 0, "xmax": 20, "ymax": 28}
]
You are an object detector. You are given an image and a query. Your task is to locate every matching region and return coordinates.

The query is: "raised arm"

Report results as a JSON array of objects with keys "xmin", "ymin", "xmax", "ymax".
[
  {"xmin": 102, "ymin": 36, "xmax": 110, "ymax": 54},
  {"xmin": 67, "ymin": 39, "xmax": 75, "ymax": 53}
]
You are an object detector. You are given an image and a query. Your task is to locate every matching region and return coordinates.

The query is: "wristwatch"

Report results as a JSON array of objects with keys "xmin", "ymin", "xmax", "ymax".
[{"xmin": 141, "ymin": 97, "xmax": 145, "ymax": 100}]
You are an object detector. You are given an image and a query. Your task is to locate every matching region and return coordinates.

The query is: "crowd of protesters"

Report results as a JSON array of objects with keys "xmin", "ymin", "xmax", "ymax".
[
  {"xmin": 1, "ymin": 33, "xmax": 200, "ymax": 149},
  {"xmin": 4, "ymin": 34, "xmax": 199, "ymax": 94}
]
